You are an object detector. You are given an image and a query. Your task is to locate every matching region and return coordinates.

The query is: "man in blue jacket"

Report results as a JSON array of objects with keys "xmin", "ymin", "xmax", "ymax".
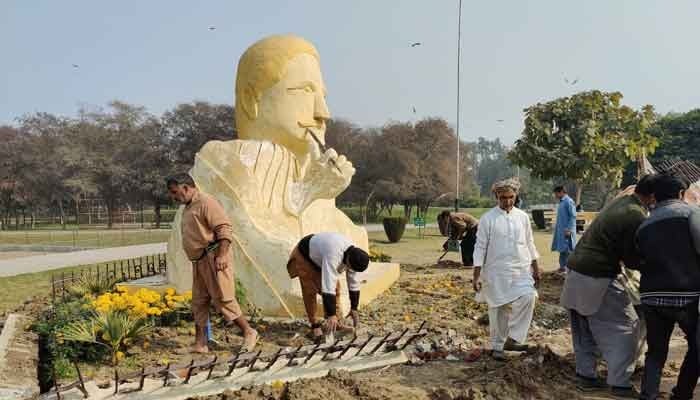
[
  {"xmin": 635, "ymin": 173, "xmax": 700, "ymax": 400},
  {"xmin": 551, "ymin": 186, "xmax": 577, "ymax": 273}
]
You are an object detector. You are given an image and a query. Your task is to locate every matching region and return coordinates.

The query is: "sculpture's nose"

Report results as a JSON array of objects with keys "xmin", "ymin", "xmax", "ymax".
[{"xmin": 314, "ymin": 93, "xmax": 330, "ymax": 123}]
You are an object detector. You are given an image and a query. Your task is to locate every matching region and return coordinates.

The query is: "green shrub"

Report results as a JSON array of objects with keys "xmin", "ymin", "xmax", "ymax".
[
  {"xmin": 369, "ymin": 246, "xmax": 392, "ymax": 262},
  {"xmin": 60, "ymin": 309, "xmax": 153, "ymax": 366},
  {"xmin": 461, "ymin": 197, "xmax": 495, "ymax": 208},
  {"xmin": 382, "ymin": 217, "xmax": 407, "ymax": 243},
  {"xmin": 33, "ymin": 299, "xmax": 109, "ymax": 387},
  {"xmin": 66, "ymin": 273, "xmax": 119, "ymax": 299}
]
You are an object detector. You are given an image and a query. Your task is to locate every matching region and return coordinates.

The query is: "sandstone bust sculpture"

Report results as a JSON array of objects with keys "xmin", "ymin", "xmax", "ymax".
[{"xmin": 166, "ymin": 35, "xmax": 398, "ymax": 317}]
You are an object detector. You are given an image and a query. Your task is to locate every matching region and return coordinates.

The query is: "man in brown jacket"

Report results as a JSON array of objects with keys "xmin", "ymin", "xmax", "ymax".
[
  {"xmin": 438, "ymin": 210, "xmax": 479, "ymax": 266},
  {"xmin": 167, "ymin": 173, "xmax": 258, "ymax": 353}
]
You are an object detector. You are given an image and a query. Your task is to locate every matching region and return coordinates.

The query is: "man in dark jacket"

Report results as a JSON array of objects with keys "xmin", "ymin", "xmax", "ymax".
[
  {"xmin": 560, "ymin": 174, "xmax": 656, "ymax": 398},
  {"xmin": 635, "ymin": 173, "xmax": 700, "ymax": 400}
]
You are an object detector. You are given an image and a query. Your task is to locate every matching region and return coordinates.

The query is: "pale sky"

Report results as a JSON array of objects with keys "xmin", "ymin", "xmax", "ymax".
[{"xmin": 2, "ymin": 1, "xmax": 699, "ymax": 143}]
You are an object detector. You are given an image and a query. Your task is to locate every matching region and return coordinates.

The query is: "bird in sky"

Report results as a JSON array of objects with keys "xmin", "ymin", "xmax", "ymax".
[
  {"xmin": 410, "ymin": 42, "xmax": 421, "ymax": 47},
  {"xmin": 564, "ymin": 77, "xmax": 579, "ymax": 85},
  {"xmin": 72, "ymin": 64, "xmax": 79, "ymax": 68},
  {"xmin": 412, "ymin": 106, "xmax": 417, "ymax": 114},
  {"xmin": 496, "ymin": 119, "xmax": 504, "ymax": 122},
  {"xmin": 208, "ymin": 26, "xmax": 216, "ymax": 31}
]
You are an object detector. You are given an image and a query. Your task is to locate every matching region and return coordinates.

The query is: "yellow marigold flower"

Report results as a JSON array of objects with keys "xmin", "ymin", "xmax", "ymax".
[
  {"xmin": 102, "ymin": 333, "xmax": 111, "ymax": 341},
  {"xmin": 147, "ymin": 307, "xmax": 159, "ymax": 315},
  {"xmin": 165, "ymin": 288, "xmax": 176, "ymax": 296},
  {"xmin": 116, "ymin": 351, "xmax": 125, "ymax": 361}
]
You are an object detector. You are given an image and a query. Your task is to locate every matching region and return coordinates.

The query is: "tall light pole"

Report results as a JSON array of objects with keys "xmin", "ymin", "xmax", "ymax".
[{"xmin": 455, "ymin": 0, "xmax": 463, "ymax": 212}]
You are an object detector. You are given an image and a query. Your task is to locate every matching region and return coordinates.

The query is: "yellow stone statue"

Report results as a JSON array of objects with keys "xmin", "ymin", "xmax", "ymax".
[{"xmin": 166, "ymin": 35, "xmax": 398, "ymax": 317}]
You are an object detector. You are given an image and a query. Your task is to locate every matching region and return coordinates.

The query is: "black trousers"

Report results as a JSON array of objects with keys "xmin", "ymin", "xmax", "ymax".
[
  {"xmin": 460, "ymin": 227, "xmax": 477, "ymax": 266},
  {"xmin": 640, "ymin": 301, "xmax": 699, "ymax": 400}
]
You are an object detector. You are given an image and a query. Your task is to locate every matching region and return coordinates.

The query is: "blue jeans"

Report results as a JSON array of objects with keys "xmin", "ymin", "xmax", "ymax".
[{"xmin": 559, "ymin": 251, "xmax": 570, "ymax": 270}]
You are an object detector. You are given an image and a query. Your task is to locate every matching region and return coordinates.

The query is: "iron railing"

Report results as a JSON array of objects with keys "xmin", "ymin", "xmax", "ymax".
[{"xmin": 50, "ymin": 254, "xmax": 167, "ymax": 303}]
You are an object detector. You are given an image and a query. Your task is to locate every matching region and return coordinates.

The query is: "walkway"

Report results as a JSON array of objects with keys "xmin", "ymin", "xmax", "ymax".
[
  {"xmin": 0, "ymin": 242, "xmax": 166, "ymax": 277},
  {"xmin": 0, "ymin": 224, "xmax": 437, "ymax": 277}
]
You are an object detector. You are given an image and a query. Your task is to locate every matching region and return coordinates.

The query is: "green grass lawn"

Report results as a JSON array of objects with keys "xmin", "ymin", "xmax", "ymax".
[
  {"xmin": 0, "ymin": 208, "xmax": 491, "ymax": 248},
  {"xmin": 340, "ymin": 206, "xmax": 489, "ymax": 224},
  {"xmin": 0, "ymin": 229, "xmax": 171, "ymax": 248},
  {"xmin": 369, "ymin": 227, "xmax": 557, "ymax": 271},
  {"xmin": 0, "ymin": 264, "xmax": 90, "ymax": 315}
]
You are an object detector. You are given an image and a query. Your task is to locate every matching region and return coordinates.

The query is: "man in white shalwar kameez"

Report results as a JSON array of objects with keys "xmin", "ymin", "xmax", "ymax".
[{"xmin": 473, "ymin": 178, "xmax": 540, "ymax": 360}]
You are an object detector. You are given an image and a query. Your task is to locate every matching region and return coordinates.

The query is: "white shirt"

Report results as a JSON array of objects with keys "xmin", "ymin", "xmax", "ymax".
[
  {"xmin": 473, "ymin": 207, "xmax": 540, "ymax": 307},
  {"xmin": 309, "ymin": 232, "xmax": 361, "ymax": 295}
]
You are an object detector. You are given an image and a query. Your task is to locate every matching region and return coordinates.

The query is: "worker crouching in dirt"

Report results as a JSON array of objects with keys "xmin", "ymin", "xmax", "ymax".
[
  {"xmin": 287, "ymin": 232, "xmax": 370, "ymax": 342},
  {"xmin": 438, "ymin": 210, "xmax": 479, "ymax": 267},
  {"xmin": 473, "ymin": 177, "xmax": 540, "ymax": 361}
]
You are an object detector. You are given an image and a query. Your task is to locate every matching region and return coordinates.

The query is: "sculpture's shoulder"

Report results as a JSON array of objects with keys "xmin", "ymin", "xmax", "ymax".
[{"xmin": 197, "ymin": 139, "xmax": 280, "ymax": 171}]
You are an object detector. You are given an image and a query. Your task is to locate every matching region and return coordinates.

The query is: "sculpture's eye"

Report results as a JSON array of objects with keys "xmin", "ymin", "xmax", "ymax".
[{"xmin": 288, "ymin": 84, "xmax": 315, "ymax": 94}]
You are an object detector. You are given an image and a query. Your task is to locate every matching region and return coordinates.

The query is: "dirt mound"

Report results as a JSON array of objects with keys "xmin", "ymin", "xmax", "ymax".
[
  {"xmin": 213, "ymin": 369, "xmax": 426, "ymax": 400},
  {"xmin": 196, "ymin": 347, "xmax": 581, "ymax": 400}
]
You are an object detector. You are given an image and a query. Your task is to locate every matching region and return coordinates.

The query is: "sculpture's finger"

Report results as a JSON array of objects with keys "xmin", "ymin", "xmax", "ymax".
[
  {"xmin": 307, "ymin": 137, "xmax": 322, "ymax": 160},
  {"xmin": 325, "ymin": 148, "xmax": 338, "ymax": 161},
  {"xmin": 335, "ymin": 155, "xmax": 347, "ymax": 167},
  {"xmin": 343, "ymin": 165, "xmax": 356, "ymax": 178}
]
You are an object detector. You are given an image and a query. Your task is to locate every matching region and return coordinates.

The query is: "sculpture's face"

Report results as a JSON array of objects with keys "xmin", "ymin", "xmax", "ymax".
[{"xmin": 254, "ymin": 53, "xmax": 330, "ymax": 157}]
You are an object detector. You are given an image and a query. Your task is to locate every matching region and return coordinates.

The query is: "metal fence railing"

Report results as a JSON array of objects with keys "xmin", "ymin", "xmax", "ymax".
[
  {"xmin": 40, "ymin": 321, "xmax": 428, "ymax": 399},
  {"xmin": 50, "ymin": 254, "xmax": 167, "ymax": 304}
]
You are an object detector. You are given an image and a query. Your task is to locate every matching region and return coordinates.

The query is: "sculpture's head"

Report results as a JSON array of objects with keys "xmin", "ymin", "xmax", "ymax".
[{"xmin": 235, "ymin": 35, "xmax": 330, "ymax": 158}]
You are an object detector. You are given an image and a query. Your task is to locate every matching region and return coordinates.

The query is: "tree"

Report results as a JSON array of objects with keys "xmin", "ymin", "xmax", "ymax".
[
  {"xmin": 162, "ymin": 101, "xmax": 236, "ymax": 171},
  {"xmin": 472, "ymin": 138, "xmax": 516, "ymax": 196},
  {"xmin": 120, "ymin": 113, "xmax": 171, "ymax": 228},
  {"xmin": 648, "ymin": 109, "xmax": 700, "ymax": 165},
  {"xmin": 73, "ymin": 101, "xmax": 160, "ymax": 228},
  {"xmin": 509, "ymin": 90, "xmax": 658, "ymax": 205},
  {"xmin": 0, "ymin": 126, "xmax": 30, "ymax": 229},
  {"xmin": 373, "ymin": 118, "xmax": 458, "ymax": 218},
  {"xmin": 18, "ymin": 113, "xmax": 77, "ymax": 229}
]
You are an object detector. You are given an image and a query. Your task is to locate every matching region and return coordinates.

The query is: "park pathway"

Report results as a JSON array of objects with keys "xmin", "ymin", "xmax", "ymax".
[
  {"xmin": 0, "ymin": 242, "xmax": 166, "ymax": 277},
  {"xmin": 0, "ymin": 224, "xmax": 437, "ymax": 277}
]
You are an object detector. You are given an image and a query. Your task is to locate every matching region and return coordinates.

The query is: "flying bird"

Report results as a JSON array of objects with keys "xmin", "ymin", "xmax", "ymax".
[
  {"xmin": 208, "ymin": 26, "xmax": 216, "ymax": 31},
  {"xmin": 410, "ymin": 42, "xmax": 421, "ymax": 47},
  {"xmin": 412, "ymin": 106, "xmax": 417, "ymax": 114},
  {"xmin": 564, "ymin": 77, "xmax": 579, "ymax": 85},
  {"xmin": 72, "ymin": 64, "xmax": 79, "ymax": 68},
  {"xmin": 496, "ymin": 119, "xmax": 504, "ymax": 122}
]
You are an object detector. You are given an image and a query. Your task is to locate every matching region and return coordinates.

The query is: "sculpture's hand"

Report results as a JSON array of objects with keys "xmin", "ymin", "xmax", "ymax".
[{"xmin": 303, "ymin": 139, "xmax": 355, "ymax": 198}]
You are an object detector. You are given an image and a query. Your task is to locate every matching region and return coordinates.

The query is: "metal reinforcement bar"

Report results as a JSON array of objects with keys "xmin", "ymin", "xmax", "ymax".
[{"xmin": 44, "ymin": 321, "xmax": 428, "ymax": 397}]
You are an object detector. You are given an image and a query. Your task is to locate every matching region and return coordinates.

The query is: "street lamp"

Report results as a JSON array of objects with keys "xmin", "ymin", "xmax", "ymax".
[{"xmin": 455, "ymin": 0, "xmax": 463, "ymax": 212}]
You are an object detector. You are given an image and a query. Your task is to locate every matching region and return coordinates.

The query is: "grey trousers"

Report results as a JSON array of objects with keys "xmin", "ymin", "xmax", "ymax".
[{"xmin": 569, "ymin": 279, "xmax": 640, "ymax": 387}]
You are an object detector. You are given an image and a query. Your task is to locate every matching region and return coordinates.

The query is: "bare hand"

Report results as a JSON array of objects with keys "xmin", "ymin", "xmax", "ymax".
[
  {"xmin": 215, "ymin": 256, "xmax": 229, "ymax": 272},
  {"xmin": 531, "ymin": 261, "xmax": 540, "ymax": 288},
  {"xmin": 472, "ymin": 267, "xmax": 482, "ymax": 292},
  {"xmin": 325, "ymin": 315, "xmax": 339, "ymax": 335},
  {"xmin": 305, "ymin": 139, "xmax": 355, "ymax": 195},
  {"xmin": 345, "ymin": 310, "xmax": 359, "ymax": 328}
]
